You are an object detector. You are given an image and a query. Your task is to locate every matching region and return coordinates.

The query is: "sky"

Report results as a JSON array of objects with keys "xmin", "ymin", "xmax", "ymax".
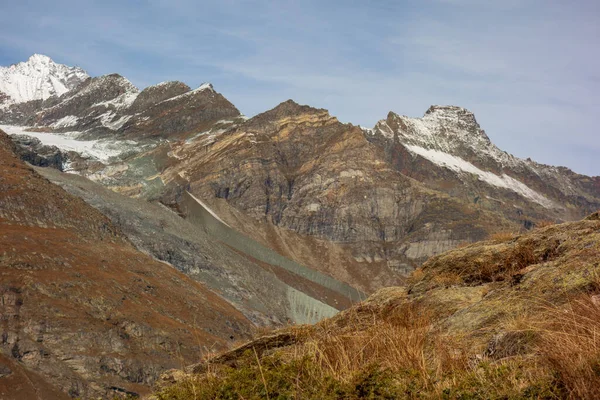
[{"xmin": 0, "ymin": 0, "xmax": 599, "ymax": 176}]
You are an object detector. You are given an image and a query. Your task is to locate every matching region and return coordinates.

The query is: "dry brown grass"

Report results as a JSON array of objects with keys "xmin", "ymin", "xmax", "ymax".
[
  {"xmin": 489, "ymin": 231, "xmax": 517, "ymax": 242},
  {"xmin": 432, "ymin": 271, "xmax": 464, "ymax": 288},
  {"xmin": 456, "ymin": 240, "xmax": 472, "ymax": 249},
  {"xmin": 303, "ymin": 303, "xmax": 432, "ymax": 384},
  {"xmin": 537, "ymin": 296, "xmax": 600, "ymax": 399},
  {"xmin": 535, "ymin": 219, "xmax": 556, "ymax": 229},
  {"xmin": 158, "ymin": 217, "xmax": 600, "ymax": 399}
]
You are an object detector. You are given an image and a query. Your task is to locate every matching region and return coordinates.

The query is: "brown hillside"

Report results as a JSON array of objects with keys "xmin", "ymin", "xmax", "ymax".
[
  {"xmin": 0, "ymin": 128, "xmax": 253, "ymax": 399},
  {"xmin": 157, "ymin": 213, "xmax": 600, "ymax": 399}
]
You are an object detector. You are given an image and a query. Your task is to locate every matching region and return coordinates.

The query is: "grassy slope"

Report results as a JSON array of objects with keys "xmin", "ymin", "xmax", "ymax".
[{"xmin": 156, "ymin": 212, "xmax": 600, "ymax": 399}]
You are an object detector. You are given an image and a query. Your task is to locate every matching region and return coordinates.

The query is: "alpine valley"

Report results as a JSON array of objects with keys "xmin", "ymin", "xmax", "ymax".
[{"xmin": 1, "ymin": 55, "xmax": 599, "ymax": 398}]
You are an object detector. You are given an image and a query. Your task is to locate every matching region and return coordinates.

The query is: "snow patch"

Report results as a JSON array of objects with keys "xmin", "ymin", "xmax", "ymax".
[
  {"xmin": 93, "ymin": 91, "xmax": 138, "ymax": 110},
  {"xmin": 405, "ymin": 144, "xmax": 555, "ymax": 208},
  {"xmin": 51, "ymin": 115, "xmax": 79, "ymax": 128},
  {"xmin": 98, "ymin": 112, "xmax": 132, "ymax": 130},
  {"xmin": 158, "ymin": 83, "xmax": 214, "ymax": 104}
]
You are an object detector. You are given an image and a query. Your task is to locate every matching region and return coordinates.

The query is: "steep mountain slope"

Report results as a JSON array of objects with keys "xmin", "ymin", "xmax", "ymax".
[
  {"xmin": 157, "ymin": 100, "xmax": 518, "ymax": 291},
  {"xmin": 368, "ymin": 106, "xmax": 600, "ymax": 227},
  {"xmin": 158, "ymin": 213, "xmax": 600, "ymax": 399},
  {"xmin": 35, "ymin": 165, "xmax": 357, "ymax": 326},
  {"xmin": 0, "ymin": 54, "xmax": 88, "ymax": 106},
  {"xmin": 0, "ymin": 128, "xmax": 254, "ymax": 398}
]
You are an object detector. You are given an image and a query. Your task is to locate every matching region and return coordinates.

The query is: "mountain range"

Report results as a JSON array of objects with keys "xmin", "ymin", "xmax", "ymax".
[{"xmin": 0, "ymin": 54, "xmax": 599, "ymax": 398}]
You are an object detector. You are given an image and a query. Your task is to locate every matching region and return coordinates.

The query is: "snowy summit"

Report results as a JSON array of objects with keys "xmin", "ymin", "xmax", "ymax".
[{"xmin": 0, "ymin": 54, "xmax": 89, "ymax": 105}]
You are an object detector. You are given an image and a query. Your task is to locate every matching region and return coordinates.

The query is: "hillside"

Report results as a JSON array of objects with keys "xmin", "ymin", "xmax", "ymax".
[
  {"xmin": 0, "ymin": 128, "xmax": 254, "ymax": 398},
  {"xmin": 157, "ymin": 212, "xmax": 600, "ymax": 399}
]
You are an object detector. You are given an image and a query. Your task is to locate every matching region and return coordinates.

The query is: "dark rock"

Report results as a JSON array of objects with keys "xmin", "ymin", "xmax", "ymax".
[{"xmin": 10, "ymin": 134, "xmax": 67, "ymax": 170}]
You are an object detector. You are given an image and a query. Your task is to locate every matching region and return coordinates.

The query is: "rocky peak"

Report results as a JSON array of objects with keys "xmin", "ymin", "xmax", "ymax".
[
  {"xmin": 246, "ymin": 100, "xmax": 331, "ymax": 129},
  {"xmin": 0, "ymin": 54, "xmax": 89, "ymax": 104},
  {"xmin": 127, "ymin": 80, "xmax": 190, "ymax": 113},
  {"xmin": 425, "ymin": 105, "xmax": 478, "ymax": 126},
  {"xmin": 35, "ymin": 74, "xmax": 139, "ymax": 127},
  {"xmin": 377, "ymin": 105, "xmax": 491, "ymax": 151}
]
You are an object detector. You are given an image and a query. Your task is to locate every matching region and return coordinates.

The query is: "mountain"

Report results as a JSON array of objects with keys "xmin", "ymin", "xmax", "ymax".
[
  {"xmin": 1, "ymin": 68, "xmax": 241, "ymax": 142},
  {"xmin": 157, "ymin": 213, "xmax": 600, "ymax": 399},
  {"xmin": 0, "ymin": 54, "xmax": 88, "ymax": 106},
  {"xmin": 1, "ymin": 54, "xmax": 600, "ymax": 397},
  {"xmin": 367, "ymin": 106, "xmax": 600, "ymax": 226},
  {"xmin": 0, "ymin": 128, "xmax": 254, "ymax": 398},
  {"xmin": 155, "ymin": 100, "xmax": 517, "ymax": 292}
]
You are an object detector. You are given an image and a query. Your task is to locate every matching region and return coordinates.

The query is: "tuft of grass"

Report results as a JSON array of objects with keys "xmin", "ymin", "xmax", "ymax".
[
  {"xmin": 535, "ymin": 220, "xmax": 556, "ymax": 229},
  {"xmin": 537, "ymin": 296, "xmax": 600, "ymax": 399},
  {"xmin": 489, "ymin": 231, "xmax": 517, "ymax": 243}
]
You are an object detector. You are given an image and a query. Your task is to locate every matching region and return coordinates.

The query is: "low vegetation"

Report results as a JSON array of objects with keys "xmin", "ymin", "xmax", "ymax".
[{"xmin": 156, "ymin": 214, "xmax": 600, "ymax": 399}]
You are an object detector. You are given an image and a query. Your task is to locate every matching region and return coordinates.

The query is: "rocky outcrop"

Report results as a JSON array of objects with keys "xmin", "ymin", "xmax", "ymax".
[{"xmin": 10, "ymin": 134, "xmax": 67, "ymax": 170}]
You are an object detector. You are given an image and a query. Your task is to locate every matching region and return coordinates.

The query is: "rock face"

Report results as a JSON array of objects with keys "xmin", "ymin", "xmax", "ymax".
[
  {"xmin": 9, "ymin": 134, "xmax": 67, "ymax": 170},
  {"xmin": 2, "ymin": 54, "xmax": 598, "ymax": 294},
  {"xmin": 157, "ymin": 100, "xmax": 517, "ymax": 291},
  {"xmin": 127, "ymin": 81, "xmax": 190, "ymax": 113},
  {"xmin": 36, "ymin": 165, "xmax": 354, "ymax": 327},
  {"xmin": 120, "ymin": 82, "xmax": 241, "ymax": 139},
  {"xmin": 0, "ymin": 128, "xmax": 253, "ymax": 398}
]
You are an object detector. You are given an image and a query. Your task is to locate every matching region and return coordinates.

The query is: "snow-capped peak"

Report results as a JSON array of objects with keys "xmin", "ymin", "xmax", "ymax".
[
  {"xmin": 0, "ymin": 54, "xmax": 89, "ymax": 104},
  {"xmin": 373, "ymin": 106, "xmax": 558, "ymax": 208}
]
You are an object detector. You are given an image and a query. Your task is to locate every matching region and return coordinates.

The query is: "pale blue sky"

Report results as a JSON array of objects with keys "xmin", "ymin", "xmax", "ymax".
[{"xmin": 1, "ymin": 0, "xmax": 598, "ymax": 175}]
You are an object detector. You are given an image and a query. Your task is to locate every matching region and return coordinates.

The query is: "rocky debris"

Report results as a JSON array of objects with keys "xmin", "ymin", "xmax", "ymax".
[
  {"xmin": 36, "ymin": 165, "xmax": 348, "ymax": 327},
  {"xmin": 0, "ymin": 365, "xmax": 11, "ymax": 379},
  {"xmin": 10, "ymin": 134, "xmax": 67, "ymax": 170}
]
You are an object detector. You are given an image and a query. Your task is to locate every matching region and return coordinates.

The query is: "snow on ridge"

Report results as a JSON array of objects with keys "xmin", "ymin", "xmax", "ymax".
[
  {"xmin": 51, "ymin": 115, "xmax": 79, "ymax": 128},
  {"xmin": 405, "ymin": 144, "xmax": 555, "ymax": 209},
  {"xmin": 93, "ymin": 91, "xmax": 139, "ymax": 110},
  {"xmin": 158, "ymin": 83, "xmax": 214, "ymax": 104},
  {"xmin": 99, "ymin": 112, "xmax": 132, "ymax": 130}
]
